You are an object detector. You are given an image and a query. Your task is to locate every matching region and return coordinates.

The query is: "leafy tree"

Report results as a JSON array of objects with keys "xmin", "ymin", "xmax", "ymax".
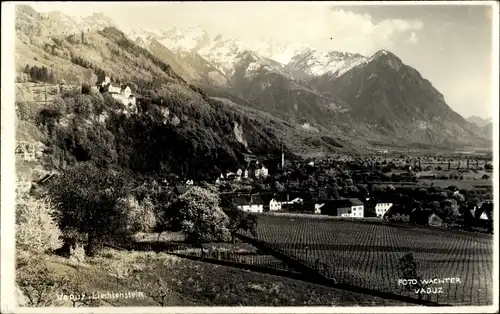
[
  {"xmin": 16, "ymin": 101, "xmax": 31, "ymax": 121},
  {"xmin": 47, "ymin": 163, "xmax": 131, "ymax": 256},
  {"xmin": 167, "ymin": 186, "xmax": 231, "ymax": 245},
  {"xmin": 224, "ymin": 206, "xmax": 259, "ymax": 242},
  {"xmin": 273, "ymin": 181, "xmax": 286, "ymax": 193},
  {"xmin": 442, "ymin": 199, "xmax": 459, "ymax": 222},
  {"xmin": 116, "ymin": 195, "xmax": 157, "ymax": 234}
]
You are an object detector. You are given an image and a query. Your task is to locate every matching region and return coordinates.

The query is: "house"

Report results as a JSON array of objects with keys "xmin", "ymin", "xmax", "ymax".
[
  {"xmin": 244, "ymin": 169, "xmax": 249, "ymax": 179},
  {"xmin": 318, "ymin": 198, "xmax": 365, "ymax": 218},
  {"xmin": 261, "ymin": 194, "xmax": 282, "ymax": 212},
  {"xmin": 280, "ymin": 193, "xmax": 304, "ymax": 205},
  {"xmin": 16, "ymin": 142, "xmax": 44, "ymax": 161},
  {"xmin": 236, "ymin": 169, "xmax": 243, "ymax": 177},
  {"xmin": 233, "ymin": 194, "xmax": 264, "ymax": 213},
  {"xmin": 375, "ymin": 202, "xmax": 393, "ymax": 218},
  {"xmin": 319, "ymin": 199, "xmax": 351, "ymax": 217},
  {"xmin": 268, "ymin": 198, "xmax": 282, "ymax": 211},
  {"xmin": 348, "ymin": 198, "xmax": 365, "ymax": 218},
  {"xmin": 477, "ymin": 201, "xmax": 492, "ymax": 220},
  {"xmin": 120, "ymin": 85, "xmax": 132, "ymax": 98},
  {"xmin": 428, "ymin": 213, "xmax": 443, "ymax": 227},
  {"xmin": 314, "ymin": 203, "xmax": 325, "ymax": 214}
]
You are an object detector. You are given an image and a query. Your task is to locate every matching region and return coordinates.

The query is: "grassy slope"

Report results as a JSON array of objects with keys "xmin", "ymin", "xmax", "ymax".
[{"xmin": 21, "ymin": 249, "xmax": 402, "ymax": 307}]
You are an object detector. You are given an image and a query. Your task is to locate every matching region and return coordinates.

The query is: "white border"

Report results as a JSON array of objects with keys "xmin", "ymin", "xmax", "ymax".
[{"xmin": 1, "ymin": 1, "xmax": 499, "ymax": 313}]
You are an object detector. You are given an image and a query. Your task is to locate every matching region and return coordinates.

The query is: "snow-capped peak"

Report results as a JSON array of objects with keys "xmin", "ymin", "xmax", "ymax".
[{"xmin": 287, "ymin": 48, "xmax": 367, "ymax": 77}]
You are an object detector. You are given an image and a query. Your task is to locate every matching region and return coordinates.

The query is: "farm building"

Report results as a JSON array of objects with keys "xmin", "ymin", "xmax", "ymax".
[
  {"xmin": 375, "ymin": 202, "xmax": 393, "ymax": 218},
  {"xmin": 279, "ymin": 192, "xmax": 304, "ymax": 205},
  {"xmin": 317, "ymin": 198, "xmax": 365, "ymax": 218},
  {"xmin": 428, "ymin": 213, "xmax": 444, "ymax": 227},
  {"xmin": 233, "ymin": 194, "xmax": 264, "ymax": 213}
]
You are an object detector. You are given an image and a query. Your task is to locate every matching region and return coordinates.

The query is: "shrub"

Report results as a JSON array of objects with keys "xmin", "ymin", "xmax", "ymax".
[
  {"xmin": 69, "ymin": 243, "xmax": 86, "ymax": 264},
  {"xmin": 16, "ymin": 193, "xmax": 63, "ymax": 254},
  {"xmin": 17, "ymin": 255, "xmax": 69, "ymax": 307}
]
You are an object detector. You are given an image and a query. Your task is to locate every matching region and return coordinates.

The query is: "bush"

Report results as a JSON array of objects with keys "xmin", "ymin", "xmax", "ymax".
[
  {"xmin": 16, "ymin": 193, "xmax": 63, "ymax": 254},
  {"xmin": 69, "ymin": 243, "xmax": 86, "ymax": 264},
  {"xmin": 17, "ymin": 255, "xmax": 69, "ymax": 307}
]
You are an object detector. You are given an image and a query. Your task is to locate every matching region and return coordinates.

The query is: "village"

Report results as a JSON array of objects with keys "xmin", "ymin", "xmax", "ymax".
[{"xmin": 15, "ymin": 74, "xmax": 494, "ymax": 233}]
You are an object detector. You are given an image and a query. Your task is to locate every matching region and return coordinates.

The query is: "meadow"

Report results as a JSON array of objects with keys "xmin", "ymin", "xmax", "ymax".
[{"xmin": 243, "ymin": 215, "xmax": 494, "ymax": 306}]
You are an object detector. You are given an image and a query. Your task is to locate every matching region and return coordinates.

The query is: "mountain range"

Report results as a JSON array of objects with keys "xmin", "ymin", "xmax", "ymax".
[
  {"xmin": 467, "ymin": 115, "xmax": 492, "ymax": 128},
  {"xmin": 14, "ymin": 5, "xmax": 492, "ymax": 155}
]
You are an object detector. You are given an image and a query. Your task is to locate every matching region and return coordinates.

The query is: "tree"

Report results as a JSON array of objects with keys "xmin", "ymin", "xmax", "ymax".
[
  {"xmin": 273, "ymin": 181, "xmax": 286, "ymax": 193},
  {"xmin": 16, "ymin": 190, "xmax": 63, "ymax": 254},
  {"xmin": 442, "ymin": 199, "xmax": 459, "ymax": 221},
  {"xmin": 331, "ymin": 184, "xmax": 341, "ymax": 199},
  {"xmin": 47, "ymin": 163, "xmax": 131, "ymax": 256},
  {"xmin": 81, "ymin": 84, "xmax": 91, "ymax": 95},
  {"xmin": 16, "ymin": 100, "xmax": 30, "ymax": 121},
  {"xmin": 116, "ymin": 195, "xmax": 157, "ymax": 234},
  {"xmin": 132, "ymin": 253, "xmax": 177, "ymax": 306},
  {"xmin": 167, "ymin": 186, "xmax": 231, "ymax": 245}
]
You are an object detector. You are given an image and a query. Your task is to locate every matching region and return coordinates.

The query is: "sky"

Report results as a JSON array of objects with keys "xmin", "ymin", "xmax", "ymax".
[{"xmin": 26, "ymin": 2, "xmax": 497, "ymax": 119}]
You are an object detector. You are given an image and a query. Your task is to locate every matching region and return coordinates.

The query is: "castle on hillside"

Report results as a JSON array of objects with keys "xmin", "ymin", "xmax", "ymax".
[{"xmin": 90, "ymin": 75, "xmax": 137, "ymax": 113}]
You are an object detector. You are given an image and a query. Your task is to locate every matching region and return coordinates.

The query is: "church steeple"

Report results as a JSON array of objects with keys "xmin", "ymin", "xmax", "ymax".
[{"xmin": 281, "ymin": 140, "xmax": 284, "ymax": 169}]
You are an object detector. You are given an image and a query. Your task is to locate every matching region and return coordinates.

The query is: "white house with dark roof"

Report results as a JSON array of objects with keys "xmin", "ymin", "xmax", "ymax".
[
  {"xmin": 375, "ymin": 202, "xmax": 393, "ymax": 218},
  {"xmin": 348, "ymin": 198, "xmax": 365, "ymax": 218},
  {"xmin": 316, "ymin": 198, "xmax": 365, "ymax": 218}
]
